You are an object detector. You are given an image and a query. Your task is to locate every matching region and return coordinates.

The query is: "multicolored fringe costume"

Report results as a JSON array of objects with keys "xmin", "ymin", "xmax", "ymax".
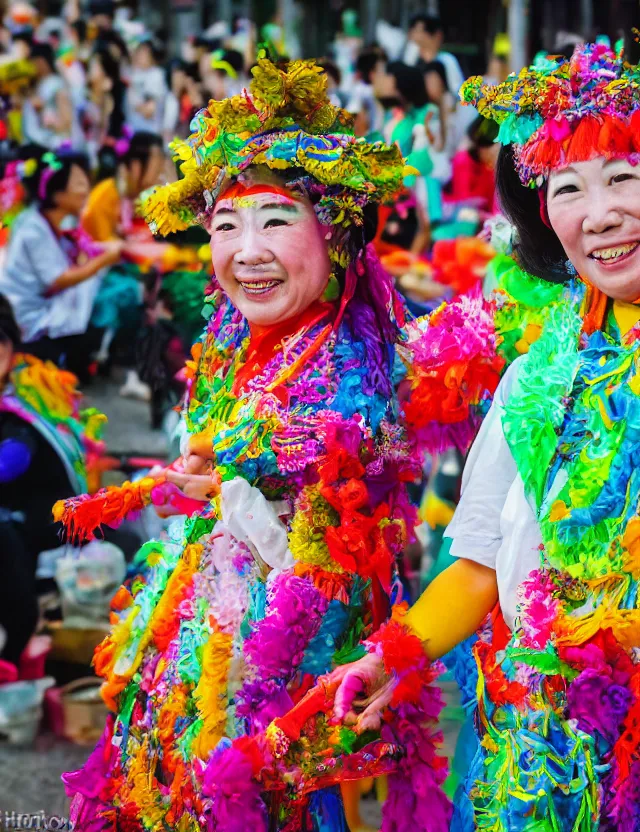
[
  {"xmin": 62, "ymin": 277, "xmax": 502, "ymax": 831},
  {"xmin": 61, "ymin": 57, "xmax": 504, "ymax": 831},
  {"xmin": 458, "ymin": 270, "xmax": 640, "ymax": 831},
  {"xmin": 452, "ymin": 43, "xmax": 640, "ymax": 829},
  {"xmin": 1, "ymin": 354, "xmax": 105, "ymax": 494}
]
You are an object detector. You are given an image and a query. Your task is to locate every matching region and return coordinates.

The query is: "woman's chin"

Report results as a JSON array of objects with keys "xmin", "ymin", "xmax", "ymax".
[
  {"xmin": 240, "ymin": 299, "xmax": 292, "ymax": 328},
  {"xmin": 589, "ymin": 271, "xmax": 640, "ymax": 303}
]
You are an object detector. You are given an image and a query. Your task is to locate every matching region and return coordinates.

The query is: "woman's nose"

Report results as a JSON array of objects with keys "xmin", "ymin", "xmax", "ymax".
[
  {"xmin": 582, "ymin": 194, "xmax": 624, "ymax": 235},
  {"xmin": 233, "ymin": 228, "xmax": 274, "ymax": 265}
]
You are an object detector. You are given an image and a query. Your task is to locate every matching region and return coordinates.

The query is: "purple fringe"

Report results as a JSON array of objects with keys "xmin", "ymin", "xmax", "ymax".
[
  {"xmin": 380, "ymin": 684, "xmax": 453, "ymax": 832},
  {"xmin": 200, "ymin": 744, "xmax": 268, "ymax": 832},
  {"xmin": 235, "ymin": 573, "xmax": 329, "ymax": 732}
]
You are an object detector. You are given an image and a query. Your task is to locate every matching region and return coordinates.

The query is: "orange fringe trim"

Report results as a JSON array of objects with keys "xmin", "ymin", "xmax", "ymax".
[{"xmin": 581, "ymin": 281, "xmax": 608, "ymax": 336}]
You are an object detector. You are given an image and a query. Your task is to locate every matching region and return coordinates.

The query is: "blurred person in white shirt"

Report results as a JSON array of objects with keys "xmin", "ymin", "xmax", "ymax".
[
  {"xmin": 22, "ymin": 42, "xmax": 84, "ymax": 149},
  {"xmin": 126, "ymin": 37, "xmax": 168, "ymax": 135},
  {"xmin": 345, "ymin": 48, "xmax": 384, "ymax": 137},
  {"xmin": 405, "ymin": 15, "xmax": 474, "ymax": 155}
]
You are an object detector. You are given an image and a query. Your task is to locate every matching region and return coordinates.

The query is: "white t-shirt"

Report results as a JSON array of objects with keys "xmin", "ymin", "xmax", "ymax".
[
  {"xmin": 0, "ymin": 208, "xmax": 100, "ymax": 342},
  {"xmin": 126, "ymin": 66, "xmax": 168, "ymax": 134},
  {"xmin": 22, "ymin": 74, "xmax": 85, "ymax": 150},
  {"xmin": 345, "ymin": 80, "xmax": 383, "ymax": 136},
  {"xmin": 445, "ymin": 358, "xmax": 543, "ymax": 629}
]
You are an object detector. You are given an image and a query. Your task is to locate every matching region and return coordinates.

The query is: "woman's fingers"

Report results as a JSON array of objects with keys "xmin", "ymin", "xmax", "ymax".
[
  {"xmin": 333, "ymin": 671, "xmax": 366, "ymax": 721},
  {"xmin": 355, "ymin": 677, "xmax": 396, "ymax": 733},
  {"xmin": 165, "ymin": 469, "xmax": 215, "ymax": 501}
]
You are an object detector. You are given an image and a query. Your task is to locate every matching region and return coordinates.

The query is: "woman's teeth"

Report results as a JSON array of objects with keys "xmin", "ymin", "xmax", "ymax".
[
  {"xmin": 591, "ymin": 242, "xmax": 639, "ymax": 262},
  {"xmin": 239, "ymin": 280, "xmax": 281, "ymax": 295}
]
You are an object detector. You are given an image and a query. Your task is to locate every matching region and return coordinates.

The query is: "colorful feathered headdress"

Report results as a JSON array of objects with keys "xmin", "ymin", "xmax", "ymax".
[
  {"xmin": 461, "ymin": 42, "xmax": 640, "ymax": 187},
  {"xmin": 142, "ymin": 55, "xmax": 405, "ymax": 252}
]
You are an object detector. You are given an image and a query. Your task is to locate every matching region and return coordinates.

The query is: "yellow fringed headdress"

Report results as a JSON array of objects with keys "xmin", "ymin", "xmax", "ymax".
[{"xmin": 142, "ymin": 55, "xmax": 404, "ymax": 240}]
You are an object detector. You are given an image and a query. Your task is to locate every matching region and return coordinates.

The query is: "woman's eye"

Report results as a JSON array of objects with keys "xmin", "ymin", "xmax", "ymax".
[
  {"xmin": 214, "ymin": 222, "xmax": 235, "ymax": 232},
  {"xmin": 612, "ymin": 173, "xmax": 635, "ymax": 184},
  {"xmin": 264, "ymin": 218, "xmax": 289, "ymax": 228},
  {"xmin": 554, "ymin": 184, "xmax": 579, "ymax": 196}
]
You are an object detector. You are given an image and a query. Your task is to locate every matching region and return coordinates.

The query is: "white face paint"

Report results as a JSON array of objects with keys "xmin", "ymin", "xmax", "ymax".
[{"xmin": 210, "ymin": 186, "xmax": 332, "ymax": 327}]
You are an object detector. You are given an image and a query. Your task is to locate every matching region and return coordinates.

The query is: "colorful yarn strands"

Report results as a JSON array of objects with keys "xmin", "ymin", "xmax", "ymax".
[
  {"xmin": 465, "ymin": 270, "xmax": 640, "ymax": 830},
  {"xmin": 461, "ymin": 42, "xmax": 640, "ymax": 186},
  {"xmin": 1, "ymin": 353, "xmax": 105, "ymax": 493},
  {"xmin": 61, "ymin": 264, "xmax": 503, "ymax": 830}
]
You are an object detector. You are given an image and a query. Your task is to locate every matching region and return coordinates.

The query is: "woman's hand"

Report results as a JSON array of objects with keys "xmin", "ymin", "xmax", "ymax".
[
  {"xmin": 165, "ymin": 452, "xmax": 219, "ymax": 502},
  {"xmin": 99, "ymin": 239, "xmax": 126, "ymax": 266},
  {"xmin": 328, "ymin": 654, "xmax": 396, "ymax": 733}
]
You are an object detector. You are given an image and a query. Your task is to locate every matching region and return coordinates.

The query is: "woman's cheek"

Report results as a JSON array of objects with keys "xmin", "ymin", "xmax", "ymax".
[{"xmin": 549, "ymin": 207, "xmax": 581, "ymax": 257}]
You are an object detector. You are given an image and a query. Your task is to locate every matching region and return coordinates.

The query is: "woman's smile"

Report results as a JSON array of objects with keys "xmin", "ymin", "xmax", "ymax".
[
  {"xmin": 588, "ymin": 240, "xmax": 640, "ymax": 267},
  {"xmin": 236, "ymin": 277, "xmax": 284, "ymax": 298}
]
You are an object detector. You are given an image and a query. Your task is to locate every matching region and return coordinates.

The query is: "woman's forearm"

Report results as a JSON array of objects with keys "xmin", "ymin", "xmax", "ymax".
[
  {"xmin": 405, "ymin": 557, "xmax": 498, "ymax": 660},
  {"xmin": 46, "ymin": 252, "xmax": 112, "ymax": 295}
]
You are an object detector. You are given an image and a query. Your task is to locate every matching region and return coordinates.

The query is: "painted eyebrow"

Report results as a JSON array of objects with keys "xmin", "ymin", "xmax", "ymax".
[
  {"xmin": 257, "ymin": 201, "xmax": 300, "ymax": 212},
  {"xmin": 552, "ymin": 166, "xmax": 578, "ymax": 178},
  {"xmin": 603, "ymin": 158, "xmax": 635, "ymax": 170},
  {"xmin": 212, "ymin": 207, "xmax": 236, "ymax": 217}
]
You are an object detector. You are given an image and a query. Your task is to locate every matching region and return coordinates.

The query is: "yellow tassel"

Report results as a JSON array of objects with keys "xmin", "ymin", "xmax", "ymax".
[{"xmin": 192, "ymin": 630, "xmax": 233, "ymax": 760}]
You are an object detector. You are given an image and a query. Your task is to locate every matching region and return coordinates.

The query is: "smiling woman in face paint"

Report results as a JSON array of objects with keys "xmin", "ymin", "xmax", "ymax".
[
  {"xmin": 546, "ymin": 156, "xmax": 640, "ymax": 302},
  {"xmin": 209, "ymin": 181, "xmax": 332, "ymax": 328}
]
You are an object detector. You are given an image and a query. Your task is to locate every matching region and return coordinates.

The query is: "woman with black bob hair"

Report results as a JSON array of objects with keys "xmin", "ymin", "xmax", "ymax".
[
  {"xmin": 84, "ymin": 131, "xmax": 165, "ymax": 238},
  {"xmin": 0, "ymin": 149, "xmax": 123, "ymax": 380},
  {"xmin": 330, "ymin": 43, "xmax": 640, "ymax": 829}
]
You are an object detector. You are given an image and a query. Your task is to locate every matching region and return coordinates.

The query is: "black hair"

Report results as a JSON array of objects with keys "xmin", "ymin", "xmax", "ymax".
[
  {"xmin": 95, "ymin": 28, "xmax": 129, "ymax": 62},
  {"xmin": 220, "ymin": 49, "xmax": 244, "ymax": 75},
  {"xmin": 22, "ymin": 150, "xmax": 91, "ymax": 210},
  {"xmin": 135, "ymin": 38, "xmax": 164, "ymax": 65},
  {"xmin": 0, "ymin": 294, "xmax": 21, "ymax": 350},
  {"xmin": 194, "ymin": 35, "xmax": 221, "ymax": 52},
  {"xmin": 469, "ymin": 116, "xmax": 499, "ymax": 146},
  {"xmin": 91, "ymin": 47, "xmax": 126, "ymax": 138},
  {"xmin": 496, "ymin": 144, "xmax": 567, "ymax": 282},
  {"xmin": 124, "ymin": 132, "xmax": 163, "ymax": 167},
  {"xmin": 12, "ymin": 31, "xmax": 33, "ymax": 48},
  {"xmin": 156, "ymin": 288, "xmax": 175, "ymax": 314},
  {"xmin": 96, "ymin": 131, "xmax": 163, "ymax": 182},
  {"xmin": 88, "ymin": 0, "xmax": 115, "ymax": 20},
  {"xmin": 386, "ymin": 61, "xmax": 428, "ymax": 109},
  {"xmin": 30, "ymin": 42, "xmax": 56, "ymax": 72},
  {"xmin": 408, "ymin": 14, "xmax": 443, "ymax": 36},
  {"xmin": 318, "ymin": 58, "xmax": 341, "ymax": 87},
  {"xmin": 71, "ymin": 19, "xmax": 87, "ymax": 43},
  {"xmin": 167, "ymin": 56, "xmax": 186, "ymax": 85},
  {"xmin": 422, "ymin": 59, "xmax": 447, "ymax": 86},
  {"xmin": 355, "ymin": 48, "xmax": 380, "ymax": 84}
]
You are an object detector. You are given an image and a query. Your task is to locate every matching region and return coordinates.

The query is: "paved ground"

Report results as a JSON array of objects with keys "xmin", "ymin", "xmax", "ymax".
[
  {"xmin": 83, "ymin": 373, "xmax": 169, "ymax": 458},
  {"xmin": 0, "ymin": 734, "xmax": 88, "ymax": 819}
]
